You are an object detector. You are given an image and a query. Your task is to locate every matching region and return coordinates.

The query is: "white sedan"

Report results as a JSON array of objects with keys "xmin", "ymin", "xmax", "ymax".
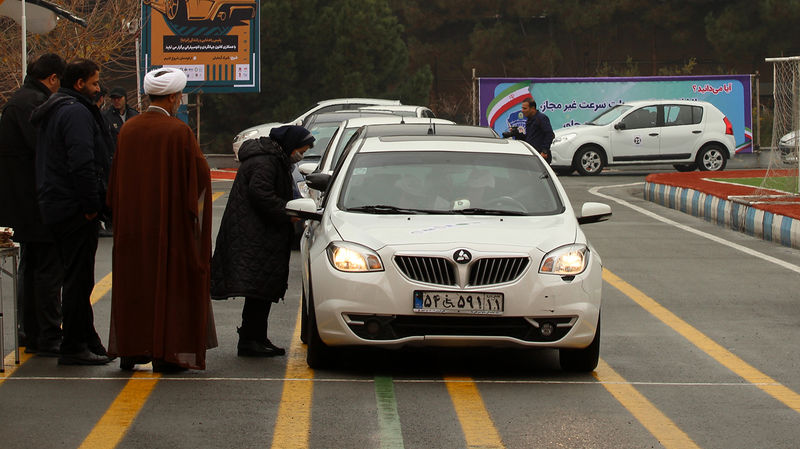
[{"xmin": 287, "ymin": 135, "xmax": 611, "ymax": 371}]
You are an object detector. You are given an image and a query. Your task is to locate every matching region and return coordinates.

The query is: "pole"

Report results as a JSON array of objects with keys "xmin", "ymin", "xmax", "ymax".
[
  {"xmin": 471, "ymin": 68, "xmax": 476, "ymax": 126},
  {"xmin": 196, "ymin": 92, "xmax": 201, "ymax": 145},
  {"xmin": 135, "ymin": 37, "xmax": 142, "ymax": 111},
  {"xmin": 21, "ymin": 0, "xmax": 27, "ymax": 81}
]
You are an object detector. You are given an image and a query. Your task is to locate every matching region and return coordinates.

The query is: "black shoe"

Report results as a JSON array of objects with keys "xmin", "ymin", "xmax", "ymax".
[
  {"xmin": 36, "ymin": 343, "xmax": 61, "ymax": 358},
  {"xmin": 152, "ymin": 359, "xmax": 188, "ymax": 373},
  {"xmin": 120, "ymin": 356, "xmax": 152, "ymax": 371},
  {"xmin": 89, "ymin": 344, "xmax": 116, "ymax": 362},
  {"xmin": 237, "ymin": 339, "xmax": 286, "ymax": 357},
  {"xmin": 58, "ymin": 349, "xmax": 111, "ymax": 365}
]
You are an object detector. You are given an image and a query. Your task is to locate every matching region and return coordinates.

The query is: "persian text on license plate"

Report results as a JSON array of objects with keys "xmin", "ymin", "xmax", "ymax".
[{"xmin": 413, "ymin": 291, "xmax": 504, "ymax": 315}]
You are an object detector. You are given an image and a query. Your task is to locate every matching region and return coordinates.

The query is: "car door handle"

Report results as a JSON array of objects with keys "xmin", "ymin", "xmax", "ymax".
[
  {"xmin": 692, "ymin": 130, "xmax": 702, "ymax": 134},
  {"xmin": 649, "ymin": 133, "xmax": 659, "ymax": 137}
]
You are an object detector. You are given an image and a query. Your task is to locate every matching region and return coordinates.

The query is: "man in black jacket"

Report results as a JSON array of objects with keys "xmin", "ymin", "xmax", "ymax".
[
  {"xmin": 505, "ymin": 98, "xmax": 556, "ymax": 164},
  {"xmin": 0, "ymin": 53, "xmax": 66, "ymax": 355},
  {"xmin": 31, "ymin": 59, "xmax": 111, "ymax": 365},
  {"xmin": 103, "ymin": 86, "xmax": 138, "ymax": 150}
]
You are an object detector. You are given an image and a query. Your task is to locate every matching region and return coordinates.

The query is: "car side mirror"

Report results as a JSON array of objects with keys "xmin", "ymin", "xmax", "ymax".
[
  {"xmin": 614, "ymin": 122, "xmax": 626, "ymax": 130},
  {"xmin": 286, "ymin": 198, "xmax": 322, "ymax": 221},
  {"xmin": 306, "ymin": 172, "xmax": 331, "ymax": 191},
  {"xmin": 577, "ymin": 202, "xmax": 612, "ymax": 224},
  {"xmin": 297, "ymin": 162, "xmax": 318, "ymax": 176}
]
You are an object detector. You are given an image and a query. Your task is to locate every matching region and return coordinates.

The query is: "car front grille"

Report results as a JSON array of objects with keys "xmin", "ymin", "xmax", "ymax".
[
  {"xmin": 468, "ymin": 257, "xmax": 529, "ymax": 286},
  {"xmin": 395, "ymin": 255, "xmax": 530, "ymax": 287},
  {"xmin": 395, "ymin": 256, "xmax": 456, "ymax": 286}
]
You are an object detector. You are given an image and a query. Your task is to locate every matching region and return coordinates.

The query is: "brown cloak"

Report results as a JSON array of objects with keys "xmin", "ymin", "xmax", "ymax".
[{"xmin": 107, "ymin": 110, "xmax": 217, "ymax": 370}]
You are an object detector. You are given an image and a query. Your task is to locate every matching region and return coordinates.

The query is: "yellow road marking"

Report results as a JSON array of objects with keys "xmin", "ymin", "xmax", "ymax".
[
  {"xmin": 0, "ymin": 350, "xmax": 34, "ymax": 383},
  {"xmin": 594, "ymin": 359, "xmax": 699, "ymax": 449},
  {"xmin": 604, "ymin": 268, "xmax": 800, "ymax": 412},
  {"xmin": 270, "ymin": 301, "xmax": 314, "ymax": 449},
  {"xmin": 78, "ymin": 372, "xmax": 161, "ymax": 449},
  {"xmin": 91, "ymin": 272, "xmax": 113, "ymax": 305},
  {"xmin": 444, "ymin": 376, "xmax": 505, "ymax": 449},
  {"xmin": 212, "ymin": 191, "xmax": 224, "ymax": 202}
]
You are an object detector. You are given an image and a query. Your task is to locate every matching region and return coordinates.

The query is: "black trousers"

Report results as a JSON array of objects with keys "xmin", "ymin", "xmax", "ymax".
[
  {"xmin": 50, "ymin": 214, "xmax": 103, "ymax": 354},
  {"xmin": 240, "ymin": 298, "xmax": 272, "ymax": 342},
  {"xmin": 17, "ymin": 241, "xmax": 63, "ymax": 348}
]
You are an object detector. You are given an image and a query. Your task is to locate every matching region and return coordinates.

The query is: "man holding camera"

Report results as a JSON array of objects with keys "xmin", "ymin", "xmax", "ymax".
[{"xmin": 504, "ymin": 98, "xmax": 555, "ymax": 164}]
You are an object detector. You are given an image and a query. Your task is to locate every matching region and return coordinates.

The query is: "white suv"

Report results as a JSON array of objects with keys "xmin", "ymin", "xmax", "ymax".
[
  {"xmin": 232, "ymin": 98, "xmax": 401, "ymax": 157},
  {"xmin": 550, "ymin": 100, "xmax": 736, "ymax": 175}
]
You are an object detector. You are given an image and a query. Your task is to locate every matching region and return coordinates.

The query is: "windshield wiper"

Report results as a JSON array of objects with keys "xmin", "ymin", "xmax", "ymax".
[
  {"xmin": 450, "ymin": 208, "xmax": 527, "ymax": 216},
  {"xmin": 347, "ymin": 205, "xmax": 427, "ymax": 214}
]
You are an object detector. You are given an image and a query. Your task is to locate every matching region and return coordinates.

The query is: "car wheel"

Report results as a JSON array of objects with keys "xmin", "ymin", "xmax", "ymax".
[
  {"xmin": 306, "ymin": 292, "xmax": 332, "ymax": 369},
  {"xmin": 673, "ymin": 163, "xmax": 697, "ymax": 172},
  {"xmin": 559, "ymin": 317, "xmax": 600, "ymax": 372},
  {"xmin": 300, "ymin": 286, "xmax": 308, "ymax": 344},
  {"xmin": 574, "ymin": 146, "xmax": 605, "ymax": 176},
  {"xmin": 697, "ymin": 145, "xmax": 728, "ymax": 171}
]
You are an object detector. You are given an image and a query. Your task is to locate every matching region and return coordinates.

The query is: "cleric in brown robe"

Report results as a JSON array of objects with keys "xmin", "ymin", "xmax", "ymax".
[{"xmin": 106, "ymin": 67, "xmax": 217, "ymax": 372}]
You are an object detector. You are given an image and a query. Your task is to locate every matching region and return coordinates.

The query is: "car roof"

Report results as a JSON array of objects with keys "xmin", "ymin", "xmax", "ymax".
[
  {"xmin": 307, "ymin": 110, "xmax": 397, "ymax": 126},
  {"xmin": 341, "ymin": 116, "xmax": 454, "ymax": 128},
  {"xmin": 359, "ymin": 123, "xmax": 499, "ymax": 138},
  {"xmin": 359, "ymin": 105, "xmax": 429, "ymax": 111},
  {"xmin": 314, "ymin": 98, "xmax": 401, "ymax": 107},
  {"xmin": 355, "ymin": 135, "xmax": 532, "ymax": 155},
  {"xmin": 621, "ymin": 99, "xmax": 712, "ymax": 107}
]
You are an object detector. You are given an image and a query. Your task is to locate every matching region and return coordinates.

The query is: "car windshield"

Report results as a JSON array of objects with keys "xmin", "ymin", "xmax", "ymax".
[
  {"xmin": 338, "ymin": 151, "xmax": 563, "ymax": 216},
  {"xmin": 586, "ymin": 105, "xmax": 632, "ymax": 125}
]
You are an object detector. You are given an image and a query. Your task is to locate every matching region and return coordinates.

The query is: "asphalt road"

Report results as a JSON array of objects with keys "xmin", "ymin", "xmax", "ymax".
[{"xmin": 1, "ymin": 164, "xmax": 799, "ymax": 449}]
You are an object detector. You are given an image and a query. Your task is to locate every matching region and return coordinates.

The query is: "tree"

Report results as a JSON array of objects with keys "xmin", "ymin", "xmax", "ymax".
[
  {"xmin": 201, "ymin": 0, "xmax": 432, "ymax": 153},
  {"xmin": 0, "ymin": 0, "xmax": 140, "ymax": 103}
]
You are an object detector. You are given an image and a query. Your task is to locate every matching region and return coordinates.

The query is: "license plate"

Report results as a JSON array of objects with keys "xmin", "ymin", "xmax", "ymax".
[{"xmin": 413, "ymin": 291, "xmax": 504, "ymax": 315}]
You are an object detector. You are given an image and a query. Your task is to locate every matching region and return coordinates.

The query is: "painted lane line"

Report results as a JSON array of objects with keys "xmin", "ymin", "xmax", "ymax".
[
  {"xmin": 270, "ymin": 300, "xmax": 314, "ymax": 449},
  {"xmin": 0, "ymin": 376, "xmax": 783, "ymax": 387},
  {"xmin": 375, "ymin": 376, "xmax": 405, "ymax": 449},
  {"xmin": 0, "ymin": 351, "xmax": 34, "ymax": 384},
  {"xmin": 594, "ymin": 359, "xmax": 700, "ymax": 449},
  {"xmin": 91, "ymin": 272, "xmax": 113, "ymax": 305},
  {"xmin": 590, "ymin": 183, "xmax": 800, "ymax": 275},
  {"xmin": 444, "ymin": 376, "xmax": 505, "ymax": 449},
  {"xmin": 78, "ymin": 371, "xmax": 161, "ymax": 449},
  {"xmin": 604, "ymin": 268, "xmax": 800, "ymax": 413}
]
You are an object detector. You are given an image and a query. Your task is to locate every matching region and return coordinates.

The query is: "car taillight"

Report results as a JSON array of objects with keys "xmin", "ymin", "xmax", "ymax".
[{"xmin": 723, "ymin": 117, "xmax": 733, "ymax": 135}]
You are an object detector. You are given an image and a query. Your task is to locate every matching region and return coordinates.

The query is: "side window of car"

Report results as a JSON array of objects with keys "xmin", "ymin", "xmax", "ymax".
[
  {"xmin": 691, "ymin": 106, "xmax": 703, "ymax": 124},
  {"xmin": 621, "ymin": 106, "xmax": 658, "ymax": 130},
  {"xmin": 664, "ymin": 105, "xmax": 693, "ymax": 126}
]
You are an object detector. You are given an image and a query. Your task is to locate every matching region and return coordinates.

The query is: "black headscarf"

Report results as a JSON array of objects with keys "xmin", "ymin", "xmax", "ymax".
[{"xmin": 269, "ymin": 125, "xmax": 315, "ymax": 155}]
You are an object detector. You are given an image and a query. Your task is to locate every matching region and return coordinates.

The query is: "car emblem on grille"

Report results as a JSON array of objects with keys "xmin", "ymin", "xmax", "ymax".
[{"xmin": 453, "ymin": 249, "xmax": 472, "ymax": 264}]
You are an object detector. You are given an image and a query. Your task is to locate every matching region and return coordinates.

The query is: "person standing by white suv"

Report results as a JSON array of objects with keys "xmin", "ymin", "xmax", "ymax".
[{"xmin": 505, "ymin": 98, "xmax": 555, "ymax": 163}]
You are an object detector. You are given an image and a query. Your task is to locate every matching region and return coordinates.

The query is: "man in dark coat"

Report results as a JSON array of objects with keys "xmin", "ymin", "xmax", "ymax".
[
  {"xmin": 520, "ymin": 98, "xmax": 555, "ymax": 164},
  {"xmin": 31, "ymin": 59, "xmax": 111, "ymax": 365},
  {"xmin": 0, "ymin": 53, "xmax": 65, "ymax": 355},
  {"xmin": 211, "ymin": 125, "xmax": 314, "ymax": 357},
  {"xmin": 102, "ymin": 86, "xmax": 138, "ymax": 150},
  {"xmin": 107, "ymin": 67, "xmax": 217, "ymax": 373}
]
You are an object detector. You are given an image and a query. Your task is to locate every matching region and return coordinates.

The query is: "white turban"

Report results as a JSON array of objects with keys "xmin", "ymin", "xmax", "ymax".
[{"xmin": 144, "ymin": 67, "xmax": 187, "ymax": 95}]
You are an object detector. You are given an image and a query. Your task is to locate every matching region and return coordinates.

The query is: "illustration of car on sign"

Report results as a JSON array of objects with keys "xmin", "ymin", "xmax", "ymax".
[{"xmin": 144, "ymin": 0, "xmax": 256, "ymax": 25}]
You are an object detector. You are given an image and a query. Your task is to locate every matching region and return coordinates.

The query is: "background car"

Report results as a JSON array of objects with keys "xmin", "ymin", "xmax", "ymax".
[
  {"xmin": 549, "ymin": 99, "xmax": 736, "ymax": 175},
  {"xmin": 358, "ymin": 105, "xmax": 436, "ymax": 118},
  {"xmin": 778, "ymin": 130, "xmax": 800, "ymax": 163},
  {"xmin": 232, "ymin": 98, "xmax": 401, "ymax": 158},
  {"xmin": 287, "ymin": 134, "xmax": 611, "ymax": 372}
]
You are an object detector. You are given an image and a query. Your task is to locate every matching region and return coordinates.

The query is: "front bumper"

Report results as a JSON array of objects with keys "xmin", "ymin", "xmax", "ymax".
[{"xmin": 309, "ymin": 244, "xmax": 602, "ymax": 349}]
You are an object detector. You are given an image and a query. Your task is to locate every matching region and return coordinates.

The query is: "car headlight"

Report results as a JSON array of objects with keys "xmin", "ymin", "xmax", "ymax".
[
  {"xmin": 539, "ymin": 244, "xmax": 588, "ymax": 275},
  {"xmin": 551, "ymin": 133, "xmax": 576, "ymax": 146},
  {"xmin": 327, "ymin": 242, "xmax": 384, "ymax": 272},
  {"xmin": 235, "ymin": 130, "xmax": 259, "ymax": 142}
]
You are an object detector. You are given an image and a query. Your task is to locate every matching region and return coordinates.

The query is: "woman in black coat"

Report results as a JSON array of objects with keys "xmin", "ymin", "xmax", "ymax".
[{"xmin": 211, "ymin": 125, "xmax": 314, "ymax": 357}]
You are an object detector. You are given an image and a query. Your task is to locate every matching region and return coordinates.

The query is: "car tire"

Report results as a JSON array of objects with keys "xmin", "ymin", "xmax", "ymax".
[
  {"xmin": 574, "ymin": 146, "xmax": 605, "ymax": 176},
  {"xmin": 673, "ymin": 163, "xmax": 697, "ymax": 172},
  {"xmin": 306, "ymin": 292, "xmax": 332, "ymax": 369},
  {"xmin": 696, "ymin": 145, "xmax": 728, "ymax": 171},
  {"xmin": 300, "ymin": 286, "xmax": 308, "ymax": 344},
  {"xmin": 559, "ymin": 317, "xmax": 600, "ymax": 372}
]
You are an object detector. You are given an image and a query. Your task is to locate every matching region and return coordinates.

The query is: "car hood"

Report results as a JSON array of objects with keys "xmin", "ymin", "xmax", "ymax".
[
  {"xmin": 554, "ymin": 124, "xmax": 601, "ymax": 136},
  {"xmin": 330, "ymin": 212, "xmax": 578, "ymax": 252}
]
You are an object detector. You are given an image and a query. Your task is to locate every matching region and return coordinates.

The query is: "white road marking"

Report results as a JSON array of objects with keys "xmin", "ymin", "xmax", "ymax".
[{"xmin": 589, "ymin": 182, "xmax": 800, "ymax": 274}]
